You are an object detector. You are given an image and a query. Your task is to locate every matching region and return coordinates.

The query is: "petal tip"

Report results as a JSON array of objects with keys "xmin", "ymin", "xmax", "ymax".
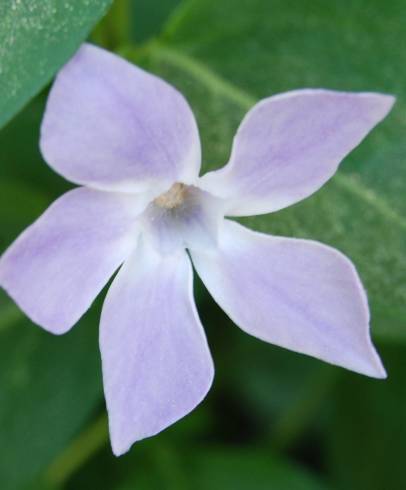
[
  {"xmin": 111, "ymin": 438, "xmax": 132, "ymax": 458},
  {"xmin": 365, "ymin": 92, "xmax": 396, "ymax": 121},
  {"xmin": 380, "ymin": 92, "xmax": 396, "ymax": 106},
  {"xmin": 356, "ymin": 346, "xmax": 387, "ymax": 379},
  {"xmin": 364, "ymin": 366, "xmax": 387, "ymax": 380},
  {"xmin": 370, "ymin": 357, "xmax": 388, "ymax": 380},
  {"xmin": 0, "ymin": 273, "xmax": 74, "ymax": 336}
]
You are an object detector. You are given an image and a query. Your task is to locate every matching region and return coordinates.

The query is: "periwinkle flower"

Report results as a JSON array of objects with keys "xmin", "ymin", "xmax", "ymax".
[{"xmin": 0, "ymin": 44, "xmax": 394, "ymax": 455}]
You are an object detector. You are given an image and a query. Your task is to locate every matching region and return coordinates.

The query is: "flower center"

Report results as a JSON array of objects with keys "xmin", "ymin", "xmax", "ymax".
[
  {"xmin": 154, "ymin": 183, "xmax": 187, "ymax": 209},
  {"xmin": 142, "ymin": 183, "xmax": 225, "ymax": 254}
]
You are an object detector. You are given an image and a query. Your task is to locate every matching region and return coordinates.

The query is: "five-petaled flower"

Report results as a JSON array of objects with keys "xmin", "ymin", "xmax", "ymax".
[{"xmin": 0, "ymin": 44, "xmax": 394, "ymax": 456}]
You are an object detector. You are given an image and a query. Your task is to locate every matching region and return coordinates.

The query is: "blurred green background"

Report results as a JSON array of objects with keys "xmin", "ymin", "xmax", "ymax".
[{"xmin": 0, "ymin": 0, "xmax": 405, "ymax": 489}]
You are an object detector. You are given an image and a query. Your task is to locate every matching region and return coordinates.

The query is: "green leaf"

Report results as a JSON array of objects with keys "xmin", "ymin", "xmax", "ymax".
[
  {"xmin": 132, "ymin": 0, "xmax": 406, "ymax": 341},
  {"xmin": 0, "ymin": 0, "xmax": 113, "ymax": 129}
]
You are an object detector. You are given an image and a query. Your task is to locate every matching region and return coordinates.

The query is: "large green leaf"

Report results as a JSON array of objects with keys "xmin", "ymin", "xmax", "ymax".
[
  {"xmin": 133, "ymin": 0, "xmax": 406, "ymax": 341},
  {"xmin": 0, "ymin": 0, "xmax": 113, "ymax": 129}
]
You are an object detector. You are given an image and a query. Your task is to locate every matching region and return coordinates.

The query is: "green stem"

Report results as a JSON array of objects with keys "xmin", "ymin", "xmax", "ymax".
[
  {"xmin": 91, "ymin": 0, "xmax": 132, "ymax": 49},
  {"xmin": 45, "ymin": 414, "xmax": 109, "ymax": 487},
  {"xmin": 149, "ymin": 42, "xmax": 255, "ymax": 110}
]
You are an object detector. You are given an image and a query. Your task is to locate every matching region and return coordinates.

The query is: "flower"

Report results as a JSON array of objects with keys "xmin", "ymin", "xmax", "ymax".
[{"xmin": 0, "ymin": 43, "xmax": 394, "ymax": 456}]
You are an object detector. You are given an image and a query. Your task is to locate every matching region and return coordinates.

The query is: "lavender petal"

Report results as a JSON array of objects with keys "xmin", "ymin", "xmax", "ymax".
[
  {"xmin": 191, "ymin": 220, "xmax": 386, "ymax": 378},
  {"xmin": 41, "ymin": 43, "xmax": 201, "ymax": 192},
  {"xmin": 0, "ymin": 188, "xmax": 144, "ymax": 334},
  {"xmin": 100, "ymin": 242, "xmax": 214, "ymax": 456},
  {"xmin": 201, "ymin": 89, "xmax": 394, "ymax": 216}
]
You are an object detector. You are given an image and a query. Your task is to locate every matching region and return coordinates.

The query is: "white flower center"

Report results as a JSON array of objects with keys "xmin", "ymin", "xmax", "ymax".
[
  {"xmin": 141, "ymin": 183, "xmax": 225, "ymax": 255},
  {"xmin": 154, "ymin": 182, "xmax": 187, "ymax": 209}
]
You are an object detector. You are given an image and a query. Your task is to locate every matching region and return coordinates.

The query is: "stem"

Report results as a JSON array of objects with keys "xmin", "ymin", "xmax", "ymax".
[
  {"xmin": 45, "ymin": 414, "xmax": 109, "ymax": 487},
  {"xmin": 91, "ymin": 0, "xmax": 132, "ymax": 49}
]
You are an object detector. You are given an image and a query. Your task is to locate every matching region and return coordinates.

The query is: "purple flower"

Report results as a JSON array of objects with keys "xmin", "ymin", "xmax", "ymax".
[{"xmin": 0, "ymin": 44, "xmax": 394, "ymax": 455}]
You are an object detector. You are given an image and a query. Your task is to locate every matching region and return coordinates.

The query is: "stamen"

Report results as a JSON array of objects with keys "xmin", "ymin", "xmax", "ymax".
[{"xmin": 154, "ymin": 183, "xmax": 187, "ymax": 209}]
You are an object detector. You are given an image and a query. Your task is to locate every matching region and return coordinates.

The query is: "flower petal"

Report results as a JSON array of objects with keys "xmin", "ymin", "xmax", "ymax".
[
  {"xmin": 0, "ymin": 188, "xmax": 144, "ymax": 334},
  {"xmin": 200, "ymin": 89, "xmax": 394, "ymax": 215},
  {"xmin": 100, "ymin": 242, "xmax": 214, "ymax": 456},
  {"xmin": 191, "ymin": 220, "xmax": 385, "ymax": 378},
  {"xmin": 40, "ymin": 43, "xmax": 201, "ymax": 193}
]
